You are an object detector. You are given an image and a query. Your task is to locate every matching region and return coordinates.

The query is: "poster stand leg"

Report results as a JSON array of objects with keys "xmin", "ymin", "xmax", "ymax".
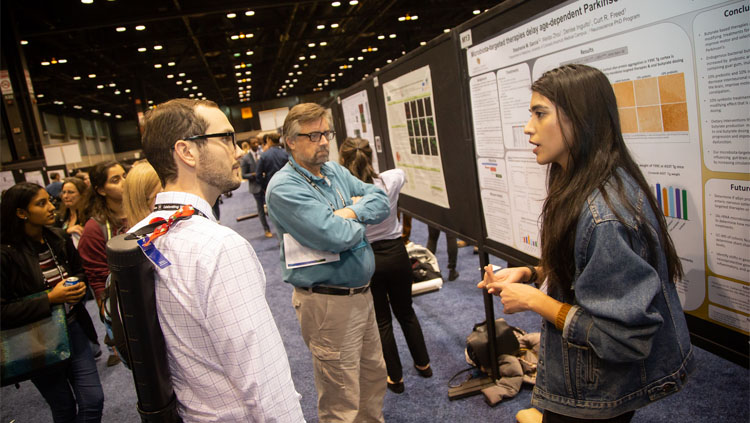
[{"xmin": 448, "ymin": 252, "xmax": 501, "ymax": 401}]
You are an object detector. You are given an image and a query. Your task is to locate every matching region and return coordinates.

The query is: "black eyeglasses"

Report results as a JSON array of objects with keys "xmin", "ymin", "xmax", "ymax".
[
  {"xmin": 297, "ymin": 130, "xmax": 335, "ymax": 143},
  {"xmin": 184, "ymin": 132, "xmax": 237, "ymax": 150}
]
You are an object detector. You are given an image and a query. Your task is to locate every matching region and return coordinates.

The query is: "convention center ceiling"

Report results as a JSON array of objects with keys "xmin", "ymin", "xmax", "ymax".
[{"xmin": 6, "ymin": 0, "xmax": 501, "ymax": 120}]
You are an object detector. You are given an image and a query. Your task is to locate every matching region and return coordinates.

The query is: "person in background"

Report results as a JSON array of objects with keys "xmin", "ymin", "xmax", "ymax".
[
  {"xmin": 45, "ymin": 172, "xmax": 64, "ymax": 201},
  {"xmin": 256, "ymin": 132, "xmax": 288, "ymax": 194},
  {"xmin": 122, "ymin": 160, "xmax": 162, "ymax": 224},
  {"xmin": 241, "ymin": 136, "xmax": 273, "ymax": 237},
  {"xmin": 479, "ymin": 64, "xmax": 694, "ymax": 422},
  {"xmin": 266, "ymin": 103, "xmax": 390, "ymax": 422},
  {"xmin": 1, "ymin": 182, "xmax": 104, "ymax": 423},
  {"xmin": 426, "ymin": 227, "xmax": 459, "ymax": 281},
  {"xmin": 71, "ymin": 169, "xmax": 91, "ymax": 188},
  {"xmin": 55, "ymin": 176, "xmax": 90, "ymax": 248},
  {"xmin": 136, "ymin": 98, "xmax": 303, "ymax": 421},
  {"xmin": 78, "ymin": 160, "xmax": 128, "ymax": 367},
  {"xmin": 339, "ymin": 137, "xmax": 432, "ymax": 395}
]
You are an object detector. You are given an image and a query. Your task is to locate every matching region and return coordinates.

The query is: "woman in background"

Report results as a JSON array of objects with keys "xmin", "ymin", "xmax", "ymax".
[
  {"xmin": 122, "ymin": 160, "xmax": 162, "ymax": 225},
  {"xmin": 55, "ymin": 176, "xmax": 89, "ymax": 248},
  {"xmin": 479, "ymin": 64, "xmax": 693, "ymax": 422},
  {"xmin": 78, "ymin": 160, "xmax": 127, "ymax": 367},
  {"xmin": 1, "ymin": 182, "xmax": 103, "ymax": 422},
  {"xmin": 339, "ymin": 137, "xmax": 431, "ymax": 394}
]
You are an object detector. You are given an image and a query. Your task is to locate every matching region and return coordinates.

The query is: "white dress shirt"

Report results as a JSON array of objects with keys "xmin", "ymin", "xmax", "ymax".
[
  {"xmin": 130, "ymin": 191, "xmax": 304, "ymax": 422},
  {"xmin": 365, "ymin": 169, "xmax": 406, "ymax": 242}
]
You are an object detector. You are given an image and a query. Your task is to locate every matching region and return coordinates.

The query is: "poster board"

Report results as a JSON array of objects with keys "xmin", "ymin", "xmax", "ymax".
[
  {"xmin": 373, "ymin": 33, "xmax": 484, "ymax": 243},
  {"xmin": 258, "ymin": 107, "xmax": 289, "ymax": 131},
  {"xmin": 458, "ymin": 0, "xmax": 749, "ymax": 364}
]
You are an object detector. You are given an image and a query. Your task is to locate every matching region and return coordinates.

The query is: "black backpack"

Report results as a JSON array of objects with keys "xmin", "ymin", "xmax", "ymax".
[{"xmin": 466, "ymin": 319, "xmax": 523, "ymax": 373}]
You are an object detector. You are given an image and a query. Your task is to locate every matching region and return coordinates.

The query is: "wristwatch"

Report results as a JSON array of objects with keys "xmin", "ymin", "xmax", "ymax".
[{"xmin": 524, "ymin": 265, "xmax": 538, "ymax": 284}]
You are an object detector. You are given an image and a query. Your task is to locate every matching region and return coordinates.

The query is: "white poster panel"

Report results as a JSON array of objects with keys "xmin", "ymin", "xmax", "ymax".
[
  {"xmin": 466, "ymin": 0, "xmax": 749, "ymax": 331},
  {"xmin": 383, "ymin": 65, "xmax": 450, "ymax": 208},
  {"xmin": 341, "ymin": 90, "xmax": 378, "ymax": 173}
]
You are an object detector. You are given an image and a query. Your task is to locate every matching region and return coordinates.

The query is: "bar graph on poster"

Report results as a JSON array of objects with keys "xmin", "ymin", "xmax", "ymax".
[
  {"xmin": 466, "ymin": 0, "xmax": 749, "ymax": 334},
  {"xmin": 340, "ymin": 90, "xmax": 379, "ymax": 173},
  {"xmin": 383, "ymin": 65, "xmax": 450, "ymax": 208}
]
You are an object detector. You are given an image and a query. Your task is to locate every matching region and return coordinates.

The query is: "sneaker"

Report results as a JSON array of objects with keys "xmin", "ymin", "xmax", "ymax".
[
  {"xmin": 264, "ymin": 231, "xmax": 273, "ymax": 238},
  {"xmin": 448, "ymin": 269, "xmax": 460, "ymax": 281}
]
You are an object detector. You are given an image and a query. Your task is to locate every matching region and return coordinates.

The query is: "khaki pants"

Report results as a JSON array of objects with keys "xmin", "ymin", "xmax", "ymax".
[{"xmin": 293, "ymin": 287, "xmax": 386, "ymax": 423}]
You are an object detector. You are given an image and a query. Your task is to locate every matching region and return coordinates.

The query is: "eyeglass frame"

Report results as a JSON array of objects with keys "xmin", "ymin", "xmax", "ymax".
[
  {"xmin": 296, "ymin": 130, "xmax": 336, "ymax": 143},
  {"xmin": 182, "ymin": 132, "xmax": 237, "ymax": 150}
]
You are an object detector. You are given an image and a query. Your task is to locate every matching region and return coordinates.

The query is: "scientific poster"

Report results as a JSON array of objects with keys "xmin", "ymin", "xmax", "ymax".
[
  {"xmin": 340, "ymin": 90, "xmax": 378, "ymax": 173},
  {"xmin": 466, "ymin": 0, "xmax": 749, "ymax": 333},
  {"xmin": 383, "ymin": 65, "xmax": 450, "ymax": 208}
]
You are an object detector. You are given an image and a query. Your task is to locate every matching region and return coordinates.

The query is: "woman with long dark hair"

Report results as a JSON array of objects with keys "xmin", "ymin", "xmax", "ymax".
[
  {"xmin": 1, "ymin": 183, "xmax": 104, "ymax": 422},
  {"xmin": 78, "ymin": 160, "xmax": 127, "ymax": 366},
  {"xmin": 55, "ymin": 176, "xmax": 89, "ymax": 248},
  {"xmin": 479, "ymin": 64, "xmax": 694, "ymax": 422},
  {"xmin": 339, "ymin": 137, "xmax": 431, "ymax": 394}
]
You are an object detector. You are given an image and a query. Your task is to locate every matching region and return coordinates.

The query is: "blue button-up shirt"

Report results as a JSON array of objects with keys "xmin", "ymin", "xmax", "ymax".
[{"xmin": 266, "ymin": 156, "xmax": 389, "ymax": 288}]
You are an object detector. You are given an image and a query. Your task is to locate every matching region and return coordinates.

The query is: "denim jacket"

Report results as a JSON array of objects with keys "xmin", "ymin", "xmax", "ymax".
[{"xmin": 532, "ymin": 170, "xmax": 695, "ymax": 419}]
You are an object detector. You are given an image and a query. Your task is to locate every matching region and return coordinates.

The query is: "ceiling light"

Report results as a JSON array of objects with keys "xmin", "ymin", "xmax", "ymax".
[
  {"xmin": 20, "ymin": 40, "xmax": 29, "ymax": 45},
  {"xmin": 310, "ymin": 54, "xmax": 317, "ymax": 59},
  {"xmin": 114, "ymin": 90, "xmax": 121, "ymax": 94},
  {"xmin": 378, "ymin": 35, "xmax": 385, "ymax": 40},
  {"xmin": 332, "ymin": 1, "xmax": 341, "ymax": 6},
  {"xmin": 331, "ymin": 73, "xmax": 336, "ymax": 77},
  {"xmin": 288, "ymin": 72, "xmax": 294, "ymax": 76},
  {"xmin": 176, "ymin": 81, "xmax": 183, "ymax": 85},
  {"xmin": 167, "ymin": 74, "xmax": 174, "ymax": 78},
  {"xmin": 308, "ymin": 43, "xmax": 316, "ymax": 47},
  {"xmin": 125, "ymin": 89, "xmax": 131, "ymax": 93},
  {"xmin": 357, "ymin": 56, "xmax": 363, "ymax": 60},
  {"xmin": 74, "ymin": 105, "xmax": 83, "ymax": 109},
  {"xmin": 285, "ymin": 79, "xmax": 290, "ymax": 83},
  {"xmin": 387, "ymin": 59, "xmax": 392, "ymax": 63},
  {"xmin": 54, "ymin": 100, "xmax": 64, "ymax": 105},
  {"xmin": 237, "ymin": 72, "xmax": 242, "ymax": 76},
  {"xmin": 108, "ymin": 83, "xmax": 116, "ymax": 87},
  {"xmin": 473, "ymin": 9, "xmax": 481, "ymax": 15},
  {"xmin": 153, "ymin": 45, "xmax": 163, "ymax": 50},
  {"xmin": 233, "ymin": 53, "xmax": 240, "ymax": 57},
  {"xmin": 197, "ymin": 92, "xmax": 203, "ymax": 96},
  {"xmin": 154, "ymin": 64, "xmax": 162, "ymax": 68},
  {"xmin": 81, "ymin": 0, "xmax": 93, "ymax": 4},
  {"xmin": 116, "ymin": 27, "xmax": 126, "ymax": 32},
  {"xmin": 41, "ymin": 61, "xmax": 50, "ymax": 66},
  {"xmin": 186, "ymin": 79, "xmax": 192, "ymax": 83},
  {"xmin": 226, "ymin": 13, "xmax": 236, "ymax": 18},
  {"xmin": 183, "ymin": 87, "xmax": 189, "ymax": 91},
  {"xmin": 293, "ymin": 64, "xmax": 299, "ymax": 68},
  {"xmin": 299, "ymin": 56, "xmax": 306, "ymax": 60},
  {"xmin": 148, "ymin": 100, "xmax": 153, "ymax": 104},
  {"xmin": 246, "ymin": 50, "xmax": 253, "ymax": 55},
  {"xmin": 331, "ymin": 23, "xmax": 339, "ymax": 28},
  {"xmin": 237, "ymin": 79, "xmax": 243, "ymax": 83},
  {"xmin": 444, "ymin": 29, "xmax": 450, "ymax": 33},
  {"xmin": 317, "ymin": 24, "xmax": 325, "ymax": 30},
  {"xmin": 297, "ymin": 71, "xmax": 302, "ymax": 75},
  {"xmin": 58, "ymin": 59, "xmax": 68, "ymax": 63},
  {"xmin": 138, "ymin": 47, "xmax": 147, "ymax": 52},
  {"xmin": 37, "ymin": 94, "xmax": 45, "ymax": 98},
  {"xmin": 189, "ymin": 94, "xmax": 195, "ymax": 98},
  {"xmin": 350, "ymin": 0, "xmax": 358, "ymax": 4},
  {"xmin": 231, "ymin": 35, "xmax": 239, "ymax": 40},
  {"xmin": 115, "ymin": 114, "xmax": 122, "ymax": 119},
  {"xmin": 168, "ymin": 62, "xmax": 175, "ymax": 66},
  {"xmin": 348, "ymin": 57, "xmax": 354, "ymax": 61},
  {"xmin": 245, "ymin": 10, "xmax": 255, "ymax": 16},
  {"xmin": 245, "ymin": 70, "xmax": 251, "ymax": 75},
  {"xmin": 331, "ymin": 78, "xmax": 336, "ymax": 81},
  {"xmin": 338, "ymin": 72, "xmax": 343, "ymax": 76},
  {"xmin": 398, "ymin": 17, "xmax": 405, "ymax": 21},
  {"xmin": 73, "ymin": 76, "xmax": 81, "ymax": 80},
  {"xmin": 88, "ymin": 74, "xmax": 96, "ymax": 78},
  {"xmin": 91, "ymin": 109, "xmax": 100, "ymax": 113},
  {"xmin": 104, "ymin": 112, "xmax": 112, "ymax": 117},
  {"xmin": 389, "ymin": 34, "xmax": 396, "ymax": 38},
  {"xmin": 293, "ymin": 79, "xmax": 298, "ymax": 83},
  {"xmin": 420, "ymin": 41, "xmax": 427, "ymax": 46},
  {"xmin": 135, "ymin": 25, "xmax": 146, "ymax": 31},
  {"xmin": 192, "ymin": 86, "xmax": 198, "ymax": 90},
  {"xmin": 320, "ymin": 41, "xmax": 328, "ymax": 46},
  {"xmin": 178, "ymin": 73, "xmax": 185, "ymax": 77},
  {"xmin": 97, "ymin": 85, "xmax": 104, "ymax": 89}
]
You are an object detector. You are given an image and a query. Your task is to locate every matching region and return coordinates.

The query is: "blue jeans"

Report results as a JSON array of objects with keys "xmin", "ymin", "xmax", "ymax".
[{"xmin": 32, "ymin": 320, "xmax": 104, "ymax": 423}]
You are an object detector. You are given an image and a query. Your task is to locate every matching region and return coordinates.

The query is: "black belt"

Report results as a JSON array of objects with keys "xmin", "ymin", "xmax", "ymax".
[{"xmin": 303, "ymin": 284, "xmax": 370, "ymax": 296}]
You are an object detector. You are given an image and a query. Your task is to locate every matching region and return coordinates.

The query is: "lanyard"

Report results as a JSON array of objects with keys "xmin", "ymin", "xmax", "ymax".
[
  {"xmin": 42, "ymin": 235, "xmax": 67, "ymax": 284},
  {"xmin": 154, "ymin": 203, "xmax": 209, "ymax": 219},
  {"xmin": 288, "ymin": 160, "xmax": 346, "ymax": 212},
  {"xmin": 141, "ymin": 205, "xmax": 198, "ymax": 246}
]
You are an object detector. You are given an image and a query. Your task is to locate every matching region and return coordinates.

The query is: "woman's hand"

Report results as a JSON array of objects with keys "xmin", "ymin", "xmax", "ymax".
[
  {"xmin": 67, "ymin": 224, "xmax": 85, "ymax": 236},
  {"xmin": 47, "ymin": 280, "xmax": 87, "ymax": 304},
  {"xmin": 496, "ymin": 282, "xmax": 542, "ymax": 314},
  {"xmin": 477, "ymin": 265, "xmax": 529, "ymax": 294}
]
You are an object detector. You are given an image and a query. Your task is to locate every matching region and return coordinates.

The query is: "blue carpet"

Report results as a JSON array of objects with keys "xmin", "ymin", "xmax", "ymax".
[{"xmin": 2, "ymin": 181, "xmax": 748, "ymax": 422}]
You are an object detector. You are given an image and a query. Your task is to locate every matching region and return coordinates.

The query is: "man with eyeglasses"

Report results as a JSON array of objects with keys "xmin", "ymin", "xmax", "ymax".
[
  {"xmin": 266, "ymin": 103, "xmax": 390, "ymax": 423},
  {"xmin": 133, "ymin": 99, "xmax": 304, "ymax": 422}
]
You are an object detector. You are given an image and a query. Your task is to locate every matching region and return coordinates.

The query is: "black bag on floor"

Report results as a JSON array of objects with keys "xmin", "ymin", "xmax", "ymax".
[{"xmin": 466, "ymin": 319, "xmax": 521, "ymax": 373}]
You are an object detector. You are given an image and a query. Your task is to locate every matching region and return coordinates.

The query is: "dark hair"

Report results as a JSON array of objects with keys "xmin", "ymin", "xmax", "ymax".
[
  {"xmin": 88, "ymin": 160, "xmax": 125, "ymax": 229},
  {"xmin": 59, "ymin": 176, "xmax": 90, "ymax": 224},
  {"xmin": 339, "ymin": 137, "xmax": 378, "ymax": 183},
  {"xmin": 141, "ymin": 98, "xmax": 218, "ymax": 185},
  {"xmin": 532, "ymin": 64, "xmax": 682, "ymax": 293},
  {"xmin": 1, "ymin": 182, "xmax": 44, "ymax": 245},
  {"xmin": 264, "ymin": 132, "xmax": 281, "ymax": 145}
]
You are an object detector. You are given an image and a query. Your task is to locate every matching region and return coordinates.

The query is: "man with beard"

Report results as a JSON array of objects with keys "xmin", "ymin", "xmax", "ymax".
[
  {"xmin": 135, "ymin": 99, "xmax": 304, "ymax": 422},
  {"xmin": 266, "ymin": 103, "xmax": 390, "ymax": 422}
]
